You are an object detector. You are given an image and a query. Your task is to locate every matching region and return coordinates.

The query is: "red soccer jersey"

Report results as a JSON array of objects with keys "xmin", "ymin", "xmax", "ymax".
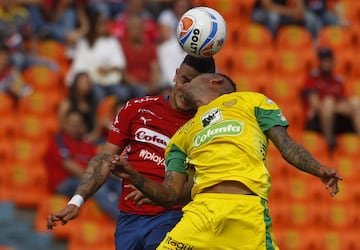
[{"xmin": 107, "ymin": 96, "xmax": 194, "ymax": 215}]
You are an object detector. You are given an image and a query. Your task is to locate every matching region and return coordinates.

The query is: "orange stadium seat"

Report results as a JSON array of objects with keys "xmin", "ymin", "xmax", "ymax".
[
  {"xmin": 231, "ymin": 71, "xmax": 267, "ymax": 93},
  {"xmin": 22, "ymin": 65, "xmax": 61, "ymax": 92},
  {"xmin": 317, "ymin": 26, "xmax": 353, "ymax": 52},
  {"xmin": 67, "ymin": 220, "xmax": 115, "ymax": 250},
  {"xmin": 275, "ymin": 25, "xmax": 313, "ymax": 51},
  {"xmin": 333, "ymin": 133, "xmax": 360, "ymax": 157},
  {"xmin": 233, "ymin": 47, "xmax": 273, "ymax": 76},
  {"xmin": 37, "ymin": 39, "xmax": 68, "ymax": 66},
  {"xmin": 272, "ymin": 48, "xmax": 316, "ymax": 78},
  {"xmin": 344, "ymin": 77, "xmax": 360, "ymax": 97},
  {"xmin": 17, "ymin": 90, "xmax": 59, "ymax": 117},
  {"xmin": 323, "ymin": 229, "xmax": 360, "ymax": 250},
  {"xmin": 330, "ymin": 154, "xmax": 359, "ymax": 183},
  {"xmin": 237, "ymin": 23, "xmax": 273, "ymax": 50},
  {"xmin": 0, "ymin": 161, "xmax": 47, "ymax": 208},
  {"xmin": 208, "ymin": 0, "xmax": 256, "ymax": 22},
  {"xmin": 291, "ymin": 130, "xmax": 329, "ymax": 159},
  {"xmin": 275, "ymin": 228, "xmax": 323, "ymax": 250},
  {"xmin": 214, "ymin": 46, "xmax": 236, "ymax": 75},
  {"xmin": 331, "ymin": 48, "xmax": 356, "ymax": 78},
  {"xmin": 11, "ymin": 138, "xmax": 48, "ymax": 164}
]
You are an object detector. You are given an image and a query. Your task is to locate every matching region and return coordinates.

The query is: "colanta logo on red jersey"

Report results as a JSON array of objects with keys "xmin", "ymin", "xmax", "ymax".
[{"xmin": 135, "ymin": 128, "xmax": 170, "ymax": 149}]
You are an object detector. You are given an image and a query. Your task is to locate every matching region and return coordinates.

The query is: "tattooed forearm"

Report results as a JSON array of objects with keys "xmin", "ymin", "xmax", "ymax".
[
  {"xmin": 132, "ymin": 171, "xmax": 180, "ymax": 208},
  {"xmin": 266, "ymin": 126, "xmax": 322, "ymax": 177},
  {"xmin": 75, "ymin": 153, "xmax": 111, "ymax": 200}
]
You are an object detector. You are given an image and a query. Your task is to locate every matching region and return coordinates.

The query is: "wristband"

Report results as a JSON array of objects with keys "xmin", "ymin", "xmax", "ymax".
[{"xmin": 67, "ymin": 195, "xmax": 84, "ymax": 208}]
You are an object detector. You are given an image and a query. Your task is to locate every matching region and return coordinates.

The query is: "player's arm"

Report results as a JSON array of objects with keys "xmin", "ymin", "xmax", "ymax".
[
  {"xmin": 109, "ymin": 155, "xmax": 187, "ymax": 208},
  {"xmin": 265, "ymin": 126, "xmax": 342, "ymax": 196},
  {"xmin": 47, "ymin": 142, "xmax": 123, "ymax": 229}
]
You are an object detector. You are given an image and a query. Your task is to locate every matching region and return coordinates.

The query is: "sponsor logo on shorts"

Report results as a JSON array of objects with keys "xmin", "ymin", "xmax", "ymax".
[
  {"xmin": 135, "ymin": 128, "xmax": 170, "ymax": 149},
  {"xmin": 193, "ymin": 120, "xmax": 244, "ymax": 147},
  {"xmin": 164, "ymin": 235, "xmax": 193, "ymax": 250}
]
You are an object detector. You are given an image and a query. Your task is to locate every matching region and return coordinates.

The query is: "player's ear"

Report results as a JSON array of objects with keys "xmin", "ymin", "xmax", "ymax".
[{"xmin": 209, "ymin": 75, "xmax": 224, "ymax": 86}]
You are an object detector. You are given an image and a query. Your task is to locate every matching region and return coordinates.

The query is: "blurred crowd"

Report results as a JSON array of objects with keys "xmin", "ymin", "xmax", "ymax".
[{"xmin": 1, "ymin": 0, "xmax": 360, "ymax": 202}]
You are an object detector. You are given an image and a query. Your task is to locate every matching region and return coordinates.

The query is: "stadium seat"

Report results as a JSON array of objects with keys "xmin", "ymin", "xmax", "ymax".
[
  {"xmin": 275, "ymin": 228, "xmax": 323, "ymax": 250},
  {"xmin": 333, "ymin": 133, "xmax": 360, "ymax": 158},
  {"xmin": 22, "ymin": 65, "xmax": 62, "ymax": 93},
  {"xmin": 210, "ymin": 0, "xmax": 256, "ymax": 22},
  {"xmin": 0, "ymin": 92, "xmax": 15, "ymax": 116},
  {"xmin": 67, "ymin": 220, "xmax": 115, "ymax": 250},
  {"xmin": 271, "ymin": 48, "xmax": 316, "ymax": 78},
  {"xmin": 291, "ymin": 130, "xmax": 329, "ymax": 159},
  {"xmin": 317, "ymin": 26, "xmax": 353, "ymax": 52},
  {"xmin": 322, "ymin": 229, "xmax": 360, "ymax": 250},
  {"xmin": 11, "ymin": 138, "xmax": 48, "ymax": 164},
  {"xmin": 17, "ymin": 91, "xmax": 60, "ymax": 117},
  {"xmin": 344, "ymin": 77, "xmax": 360, "ymax": 97},
  {"xmin": 214, "ymin": 46, "xmax": 236, "ymax": 75},
  {"xmin": 232, "ymin": 47, "xmax": 273, "ymax": 76},
  {"xmin": 0, "ymin": 161, "xmax": 47, "ymax": 208},
  {"xmin": 330, "ymin": 154, "xmax": 359, "ymax": 183},
  {"xmin": 237, "ymin": 23, "xmax": 273, "ymax": 50},
  {"xmin": 231, "ymin": 71, "xmax": 267, "ymax": 93},
  {"xmin": 332, "ymin": 48, "xmax": 356, "ymax": 78},
  {"xmin": 37, "ymin": 39, "xmax": 68, "ymax": 67},
  {"xmin": 275, "ymin": 25, "xmax": 313, "ymax": 51}
]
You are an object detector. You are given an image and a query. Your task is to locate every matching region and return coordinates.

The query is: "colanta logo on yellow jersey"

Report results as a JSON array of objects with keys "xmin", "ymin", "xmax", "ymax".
[{"xmin": 193, "ymin": 120, "xmax": 244, "ymax": 147}]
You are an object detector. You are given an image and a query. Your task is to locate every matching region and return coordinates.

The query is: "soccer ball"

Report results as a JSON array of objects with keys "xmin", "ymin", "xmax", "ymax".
[{"xmin": 177, "ymin": 7, "xmax": 227, "ymax": 58}]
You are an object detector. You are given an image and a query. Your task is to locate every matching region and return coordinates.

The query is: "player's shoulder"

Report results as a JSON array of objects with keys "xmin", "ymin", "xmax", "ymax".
[
  {"xmin": 230, "ymin": 91, "xmax": 267, "ymax": 100},
  {"xmin": 122, "ymin": 95, "xmax": 164, "ymax": 110}
]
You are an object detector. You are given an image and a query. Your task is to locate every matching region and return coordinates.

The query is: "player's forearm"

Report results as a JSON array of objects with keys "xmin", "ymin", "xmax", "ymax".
[
  {"xmin": 267, "ymin": 126, "xmax": 322, "ymax": 177},
  {"xmin": 75, "ymin": 153, "xmax": 111, "ymax": 200},
  {"xmin": 130, "ymin": 173, "xmax": 179, "ymax": 208}
]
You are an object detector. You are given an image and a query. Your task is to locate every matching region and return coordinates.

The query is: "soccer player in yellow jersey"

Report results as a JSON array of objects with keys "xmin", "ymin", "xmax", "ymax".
[{"xmin": 108, "ymin": 73, "xmax": 342, "ymax": 250}]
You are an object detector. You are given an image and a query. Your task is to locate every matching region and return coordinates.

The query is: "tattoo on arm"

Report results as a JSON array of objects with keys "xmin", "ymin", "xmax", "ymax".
[
  {"xmin": 266, "ymin": 126, "xmax": 322, "ymax": 177},
  {"xmin": 133, "ymin": 171, "xmax": 180, "ymax": 208},
  {"xmin": 75, "ymin": 153, "xmax": 111, "ymax": 200}
]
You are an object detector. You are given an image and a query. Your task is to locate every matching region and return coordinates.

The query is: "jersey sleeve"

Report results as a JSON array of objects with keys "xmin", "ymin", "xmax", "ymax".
[
  {"xmin": 106, "ymin": 100, "xmax": 134, "ymax": 146},
  {"xmin": 254, "ymin": 94, "xmax": 289, "ymax": 132},
  {"xmin": 165, "ymin": 130, "xmax": 189, "ymax": 175}
]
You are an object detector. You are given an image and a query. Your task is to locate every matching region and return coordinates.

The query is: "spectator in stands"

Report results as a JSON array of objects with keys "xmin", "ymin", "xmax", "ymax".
[
  {"xmin": 67, "ymin": 9, "xmax": 139, "ymax": 103},
  {"xmin": 44, "ymin": 108, "xmax": 121, "ymax": 219},
  {"xmin": 58, "ymin": 72, "xmax": 101, "ymax": 143},
  {"xmin": 0, "ymin": 0, "xmax": 58, "ymax": 71},
  {"xmin": 301, "ymin": 47, "xmax": 360, "ymax": 151},
  {"xmin": 86, "ymin": 0, "xmax": 126, "ymax": 19},
  {"xmin": 157, "ymin": 37, "xmax": 186, "ymax": 87},
  {"xmin": 157, "ymin": 0, "xmax": 192, "ymax": 43},
  {"xmin": 121, "ymin": 14, "xmax": 160, "ymax": 95},
  {"xmin": 305, "ymin": 0, "xmax": 349, "ymax": 28},
  {"xmin": 109, "ymin": 0, "xmax": 159, "ymax": 43},
  {"xmin": 0, "ymin": 45, "xmax": 32, "ymax": 102},
  {"xmin": 252, "ymin": 0, "xmax": 320, "ymax": 39},
  {"xmin": 23, "ymin": 0, "xmax": 88, "ymax": 45}
]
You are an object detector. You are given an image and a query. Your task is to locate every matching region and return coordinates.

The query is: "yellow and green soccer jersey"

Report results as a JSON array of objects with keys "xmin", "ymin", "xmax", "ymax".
[{"xmin": 165, "ymin": 92, "xmax": 289, "ymax": 201}]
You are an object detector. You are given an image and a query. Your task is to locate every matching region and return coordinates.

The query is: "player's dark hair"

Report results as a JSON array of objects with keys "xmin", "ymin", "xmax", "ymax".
[
  {"xmin": 182, "ymin": 55, "xmax": 216, "ymax": 73},
  {"xmin": 216, "ymin": 73, "xmax": 237, "ymax": 92}
]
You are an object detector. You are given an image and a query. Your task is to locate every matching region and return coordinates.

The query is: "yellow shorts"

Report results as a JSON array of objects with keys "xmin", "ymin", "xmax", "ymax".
[{"xmin": 157, "ymin": 193, "xmax": 279, "ymax": 250}]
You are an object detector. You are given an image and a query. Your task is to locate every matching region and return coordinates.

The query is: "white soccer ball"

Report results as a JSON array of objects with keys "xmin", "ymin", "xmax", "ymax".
[{"xmin": 176, "ymin": 7, "xmax": 227, "ymax": 58}]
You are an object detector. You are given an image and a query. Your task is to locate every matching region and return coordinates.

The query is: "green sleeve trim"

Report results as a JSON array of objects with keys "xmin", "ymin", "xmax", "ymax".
[
  {"xmin": 255, "ymin": 107, "xmax": 289, "ymax": 132},
  {"xmin": 165, "ymin": 144, "xmax": 188, "ymax": 176}
]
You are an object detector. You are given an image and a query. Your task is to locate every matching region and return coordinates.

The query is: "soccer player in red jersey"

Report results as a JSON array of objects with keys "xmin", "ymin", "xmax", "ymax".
[{"xmin": 47, "ymin": 55, "xmax": 216, "ymax": 249}]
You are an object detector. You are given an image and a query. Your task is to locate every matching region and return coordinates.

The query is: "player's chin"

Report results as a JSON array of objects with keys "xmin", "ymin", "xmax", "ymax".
[{"xmin": 177, "ymin": 95, "xmax": 193, "ymax": 111}]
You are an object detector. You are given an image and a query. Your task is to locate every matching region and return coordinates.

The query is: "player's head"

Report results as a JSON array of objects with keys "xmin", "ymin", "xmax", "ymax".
[
  {"xmin": 182, "ymin": 73, "xmax": 236, "ymax": 108},
  {"xmin": 170, "ymin": 55, "xmax": 216, "ymax": 112}
]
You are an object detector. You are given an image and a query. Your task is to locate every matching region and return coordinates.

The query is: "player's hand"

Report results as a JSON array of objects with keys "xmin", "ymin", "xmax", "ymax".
[
  {"xmin": 319, "ymin": 167, "xmax": 343, "ymax": 196},
  {"xmin": 124, "ymin": 184, "xmax": 154, "ymax": 206},
  {"xmin": 47, "ymin": 205, "xmax": 79, "ymax": 230},
  {"xmin": 108, "ymin": 155, "xmax": 136, "ymax": 180}
]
